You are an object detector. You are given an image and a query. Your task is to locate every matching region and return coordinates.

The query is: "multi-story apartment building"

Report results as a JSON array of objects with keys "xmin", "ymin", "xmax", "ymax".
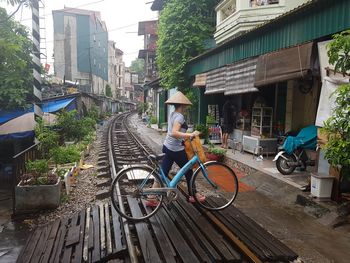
[
  {"xmin": 138, "ymin": 20, "xmax": 158, "ymax": 82},
  {"xmin": 115, "ymin": 48, "xmax": 125, "ymax": 99},
  {"xmin": 52, "ymin": 8, "xmax": 108, "ymax": 95},
  {"xmin": 214, "ymin": 0, "xmax": 309, "ymax": 44}
]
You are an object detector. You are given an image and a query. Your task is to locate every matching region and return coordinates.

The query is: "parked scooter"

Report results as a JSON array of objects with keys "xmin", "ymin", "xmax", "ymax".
[{"xmin": 273, "ymin": 126, "xmax": 317, "ymax": 175}]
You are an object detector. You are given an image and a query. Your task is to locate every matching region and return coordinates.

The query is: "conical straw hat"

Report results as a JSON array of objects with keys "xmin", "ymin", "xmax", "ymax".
[{"xmin": 165, "ymin": 91, "xmax": 192, "ymax": 105}]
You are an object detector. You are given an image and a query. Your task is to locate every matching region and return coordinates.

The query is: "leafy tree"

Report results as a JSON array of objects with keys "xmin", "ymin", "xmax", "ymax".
[
  {"xmin": 130, "ymin": 58, "xmax": 145, "ymax": 76},
  {"xmin": 0, "ymin": 7, "xmax": 33, "ymax": 110},
  {"xmin": 322, "ymin": 31, "xmax": 350, "ymax": 179},
  {"xmin": 327, "ymin": 30, "xmax": 350, "ymax": 75},
  {"xmin": 156, "ymin": 0, "xmax": 218, "ymax": 90}
]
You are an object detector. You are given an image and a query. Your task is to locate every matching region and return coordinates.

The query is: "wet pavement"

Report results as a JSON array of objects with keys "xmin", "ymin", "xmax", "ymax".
[
  {"xmin": 0, "ymin": 189, "xmax": 30, "ymax": 263},
  {"xmin": 131, "ymin": 114, "xmax": 350, "ymax": 263}
]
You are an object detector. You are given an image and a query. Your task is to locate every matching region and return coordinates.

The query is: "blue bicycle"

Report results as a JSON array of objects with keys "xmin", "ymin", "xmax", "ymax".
[{"xmin": 111, "ymin": 140, "xmax": 239, "ymax": 222}]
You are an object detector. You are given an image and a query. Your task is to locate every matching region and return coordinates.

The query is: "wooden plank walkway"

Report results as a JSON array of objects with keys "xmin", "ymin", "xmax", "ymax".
[{"xmin": 17, "ymin": 198, "xmax": 298, "ymax": 263}]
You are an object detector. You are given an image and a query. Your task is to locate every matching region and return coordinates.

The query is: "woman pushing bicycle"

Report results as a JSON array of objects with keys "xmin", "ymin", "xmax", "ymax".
[
  {"xmin": 146, "ymin": 91, "xmax": 206, "ymax": 207},
  {"xmin": 111, "ymin": 93, "xmax": 239, "ymax": 221}
]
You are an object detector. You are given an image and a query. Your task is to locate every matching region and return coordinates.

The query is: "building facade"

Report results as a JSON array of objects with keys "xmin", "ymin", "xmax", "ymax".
[
  {"xmin": 138, "ymin": 20, "xmax": 158, "ymax": 83},
  {"xmin": 215, "ymin": 0, "xmax": 309, "ymax": 44},
  {"xmin": 52, "ymin": 8, "xmax": 109, "ymax": 95},
  {"xmin": 114, "ymin": 48, "xmax": 125, "ymax": 99}
]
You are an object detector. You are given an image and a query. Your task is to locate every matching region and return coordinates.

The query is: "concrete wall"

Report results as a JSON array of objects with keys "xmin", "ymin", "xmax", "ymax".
[{"xmin": 285, "ymin": 79, "xmax": 321, "ymax": 132}]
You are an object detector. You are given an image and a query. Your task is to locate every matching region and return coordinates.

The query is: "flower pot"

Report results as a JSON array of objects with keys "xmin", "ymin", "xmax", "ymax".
[
  {"xmin": 200, "ymin": 139, "xmax": 205, "ymax": 145},
  {"xmin": 15, "ymin": 178, "xmax": 61, "ymax": 213},
  {"xmin": 206, "ymin": 153, "xmax": 219, "ymax": 161},
  {"xmin": 151, "ymin": 124, "xmax": 158, "ymax": 129}
]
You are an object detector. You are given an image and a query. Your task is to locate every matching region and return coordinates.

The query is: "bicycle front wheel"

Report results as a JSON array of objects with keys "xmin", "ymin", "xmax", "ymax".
[
  {"xmin": 192, "ymin": 161, "xmax": 239, "ymax": 211},
  {"xmin": 111, "ymin": 165, "xmax": 164, "ymax": 222}
]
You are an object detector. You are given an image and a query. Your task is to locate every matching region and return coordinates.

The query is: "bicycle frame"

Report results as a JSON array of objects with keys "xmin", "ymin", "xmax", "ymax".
[{"xmin": 139, "ymin": 151, "xmax": 217, "ymax": 196}]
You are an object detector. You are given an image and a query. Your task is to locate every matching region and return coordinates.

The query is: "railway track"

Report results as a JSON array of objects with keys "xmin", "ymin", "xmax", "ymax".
[
  {"xmin": 17, "ymin": 112, "xmax": 299, "ymax": 263},
  {"xmin": 108, "ymin": 112, "xmax": 299, "ymax": 263}
]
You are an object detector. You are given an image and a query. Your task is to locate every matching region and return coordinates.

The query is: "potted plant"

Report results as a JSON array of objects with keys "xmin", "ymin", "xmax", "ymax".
[
  {"xmin": 150, "ymin": 116, "xmax": 158, "ymax": 129},
  {"xmin": 16, "ymin": 159, "xmax": 61, "ymax": 213},
  {"xmin": 206, "ymin": 145, "xmax": 226, "ymax": 162},
  {"xmin": 195, "ymin": 124, "xmax": 209, "ymax": 144}
]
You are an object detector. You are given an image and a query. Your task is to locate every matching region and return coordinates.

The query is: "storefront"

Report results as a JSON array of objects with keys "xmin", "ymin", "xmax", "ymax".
[{"xmin": 193, "ymin": 42, "xmax": 321, "ymax": 155}]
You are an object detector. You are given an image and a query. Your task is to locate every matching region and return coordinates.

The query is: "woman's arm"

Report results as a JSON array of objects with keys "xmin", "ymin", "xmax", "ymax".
[{"xmin": 171, "ymin": 122, "xmax": 199, "ymax": 139}]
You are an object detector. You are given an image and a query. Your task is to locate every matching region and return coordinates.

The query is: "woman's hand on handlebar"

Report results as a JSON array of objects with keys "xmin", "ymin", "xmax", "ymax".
[{"xmin": 190, "ymin": 130, "xmax": 200, "ymax": 140}]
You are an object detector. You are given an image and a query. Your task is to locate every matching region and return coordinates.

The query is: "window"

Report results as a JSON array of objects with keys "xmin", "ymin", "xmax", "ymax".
[
  {"xmin": 98, "ymin": 41, "xmax": 101, "ymax": 47},
  {"xmin": 99, "ymin": 63, "xmax": 101, "ymax": 69},
  {"xmin": 218, "ymin": 0, "xmax": 236, "ymax": 22},
  {"xmin": 93, "ymin": 34, "xmax": 96, "ymax": 42},
  {"xmin": 93, "ymin": 58, "xmax": 96, "ymax": 66}
]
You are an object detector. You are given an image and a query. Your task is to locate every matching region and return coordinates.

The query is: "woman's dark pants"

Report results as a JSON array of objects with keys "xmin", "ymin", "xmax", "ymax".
[{"xmin": 161, "ymin": 145, "xmax": 194, "ymax": 195}]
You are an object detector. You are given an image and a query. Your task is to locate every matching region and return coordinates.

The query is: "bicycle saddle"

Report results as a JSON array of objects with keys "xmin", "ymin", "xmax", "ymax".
[{"xmin": 149, "ymin": 153, "xmax": 165, "ymax": 161}]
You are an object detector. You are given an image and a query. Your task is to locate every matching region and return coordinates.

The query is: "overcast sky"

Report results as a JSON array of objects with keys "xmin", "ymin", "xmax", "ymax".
[{"xmin": 1, "ymin": 0, "xmax": 157, "ymax": 67}]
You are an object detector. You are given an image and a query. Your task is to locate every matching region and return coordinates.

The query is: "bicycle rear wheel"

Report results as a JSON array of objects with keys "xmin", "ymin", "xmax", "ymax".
[
  {"xmin": 111, "ymin": 165, "xmax": 164, "ymax": 222},
  {"xmin": 192, "ymin": 161, "xmax": 238, "ymax": 211}
]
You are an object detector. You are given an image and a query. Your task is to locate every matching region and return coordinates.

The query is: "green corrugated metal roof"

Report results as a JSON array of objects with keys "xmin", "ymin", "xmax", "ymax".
[{"xmin": 186, "ymin": 0, "xmax": 350, "ymax": 76}]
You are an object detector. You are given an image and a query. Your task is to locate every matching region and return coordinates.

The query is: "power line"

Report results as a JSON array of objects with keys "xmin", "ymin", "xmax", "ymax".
[
  {"xmin": 0, "ymin": 0, "xmax": 26, "ymax": 24},
  {"xmin": 45, "ymin": 20, "xmax": 156, "ymax": 44},
  {"xmin": 19, "ymin": 0, "xmax": 106, "ymax": 21}
]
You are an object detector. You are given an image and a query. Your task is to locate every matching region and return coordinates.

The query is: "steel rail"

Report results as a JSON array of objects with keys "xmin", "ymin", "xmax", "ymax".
[{"xmin": 108, "ymin": 113, "xmax": 139, "ymax": 263}]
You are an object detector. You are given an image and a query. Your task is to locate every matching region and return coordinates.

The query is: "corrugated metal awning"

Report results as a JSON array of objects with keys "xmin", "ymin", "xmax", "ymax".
[
  {"xmin": 205, "ymin": 67, "xmax": 226, "ymax": 94},
  {"xmin": 225, "ymin": 58, "xmax": 259, "ymax": 95},
  {"xmin": 193, "ymin": 73, "xmax": 207, "ymax": 87},
  {"xmin": 254, "ymin": 42, "xmax": 315, "ymax": 87}
]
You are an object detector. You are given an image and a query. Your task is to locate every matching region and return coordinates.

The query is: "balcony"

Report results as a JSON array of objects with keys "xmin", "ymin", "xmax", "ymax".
[{"xmin": 214, "ymin": 0, "xmax": 305, "ymax": 44}]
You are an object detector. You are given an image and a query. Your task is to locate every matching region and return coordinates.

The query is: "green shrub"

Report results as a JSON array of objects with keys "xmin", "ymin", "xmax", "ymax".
[
  {"xmin": 150, "ymin": 116, "xmax": 157, "ymax": 124},
  {"xmin": 50, "ymin": 145, "xmax": 81, "ymax": 165},
  {"xmin": 206, "ymin": 115, "xmax": 215, "ymax": 124},
  {"xmin": 56, "ymin": 110, "xmax": 97, "ymax": 142},
  {"xmin": 207, "ymin": 147, "xmax": 226, "ymax": 156},
  {"xmin": 35, "ymin": 119, "xmax": 60, "ymax": 158},
  {"xmin": 86, "ymin": 105, "xmax": 99, "ymax": 122},
  {"xmin": 195, "ymin": 124, "xmax": 208, "ymax": 140},
  {"xmin": 26, "ymin": 159, "xmax": 49, "ymax": 176}
]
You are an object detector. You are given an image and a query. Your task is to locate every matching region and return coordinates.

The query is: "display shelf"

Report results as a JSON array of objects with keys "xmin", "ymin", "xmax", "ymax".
[
  {"xmin": 251, "ymin": 107, "xmax": 273, "ymax": 138},
  {"xmin": 208, "ymin": 125, "xmax": 222, "ymax": 144}
]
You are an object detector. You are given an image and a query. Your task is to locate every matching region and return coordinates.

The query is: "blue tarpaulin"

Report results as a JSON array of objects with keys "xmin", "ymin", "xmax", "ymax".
[
  {"xmin": 282, "ymin": 125, "xmax": 318, "ymax": 154},
  {"xmin": 42, "ymin": 98, "xmax": 75, "ymax": 113},
  {"xmin": 0, "ymin": 109, "xmax": 31, "ymax": 125},
  {"xmin": 0, "ymin": 97, "xmax": 76, "ymax": 125},
  {"xmin": 0, "ymin": 97, "xmax": 76, "ymax": 140}
]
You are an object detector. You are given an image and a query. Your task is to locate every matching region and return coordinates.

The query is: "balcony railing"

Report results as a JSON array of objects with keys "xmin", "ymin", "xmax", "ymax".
[{"xmin": 215, "ymin": 1, "xmax": 286, "ymax": 44}]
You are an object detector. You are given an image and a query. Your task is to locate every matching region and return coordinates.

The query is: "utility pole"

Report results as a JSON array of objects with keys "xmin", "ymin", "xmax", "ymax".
[{"xmin": 32, "ymin": 0, "xmax": 43, "ymax": 121}]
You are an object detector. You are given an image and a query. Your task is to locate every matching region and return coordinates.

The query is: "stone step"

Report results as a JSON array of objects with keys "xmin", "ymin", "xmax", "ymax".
[
  {"xmin": 97, "ymin": 178, "xmax": 111, "ymax": 187},
  {"xmin": 96, "ymin": 189, "xmax": 110, "ymax": 200},
  {"xmin": 97, "ymin": 172, "xmax": 110, "ymax": 178}
]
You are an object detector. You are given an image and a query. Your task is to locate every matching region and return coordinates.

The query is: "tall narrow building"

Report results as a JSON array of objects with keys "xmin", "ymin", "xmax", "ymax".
[{"xmin": 52, "ymin": 8, "xmax": 108, "ymax": 95}]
